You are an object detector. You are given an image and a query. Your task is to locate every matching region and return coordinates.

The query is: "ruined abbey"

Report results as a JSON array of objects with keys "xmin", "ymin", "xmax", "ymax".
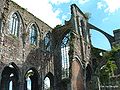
[{"xmin": 0, "ymin": 0, "xmax": 120, "ymax": 90}]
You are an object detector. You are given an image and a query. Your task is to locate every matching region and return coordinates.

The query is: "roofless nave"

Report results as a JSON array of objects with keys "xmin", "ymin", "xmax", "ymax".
[{"xmin": 0, "ymin": 0, "xmax": 120, "ymax": 90}]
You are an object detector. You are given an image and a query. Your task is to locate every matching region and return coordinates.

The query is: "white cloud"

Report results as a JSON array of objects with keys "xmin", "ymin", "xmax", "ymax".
[
  {"xmin": 102, "ymin": 17, "xmax": 109, "ymax": 22},
  {"xmin": 49, "ymin": 0, "xmax": 70, "ymax": 4},
  {"xmin": 12, "ymin": 0, "xmax": 62, "ymax": 28},
  {"xmin": 97, "ymin": 2, "xmax": 106, "ymax": 9},
  {"xmin": 62, "ymin": 15, "xmax": 67, "ymax": 20},
  {"xmin": 49, "ymin": 0, "xmax": 89, "ymax": 5},
  {"xmin": 104, "ymin": 0, "xmax": 120, "ymax": 13},
  {"xmin": 62, "ymin": 13, "xmax": 70, "ymax": 20},
  {"xmin": 73, "ymin": 0, "xmax": 89, "ymax": 4},
  {"xmin": 78, "ymin": 0, "xmax": 90, "ymax": 4},
  {"xmin": 97, "ymin": 0, "xmax": 120, "ymax": 13}
]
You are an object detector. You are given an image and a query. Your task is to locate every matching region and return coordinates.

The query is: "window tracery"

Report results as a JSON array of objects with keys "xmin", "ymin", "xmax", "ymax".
[
  {"xmin": 61, "ymin": 32, "xmax": 70, "ymax": 78},
  {"xmin": 9, "ymin": 13, "xmax": 20, "ymax": 37},
  {"xmin": 29, "ymin": 24, "xmax": 38, "ymax": 45}
]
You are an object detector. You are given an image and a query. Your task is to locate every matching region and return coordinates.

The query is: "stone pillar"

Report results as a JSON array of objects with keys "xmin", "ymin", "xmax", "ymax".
[
  {"xmin": 71, "ymin": 60, "xmax": 84, "ymax": 90},
  {"xmin": 113, "ymin": 29, "xmax": 120, "ymax": 74},
  {"xmin": 19, "ymin": 81, "xmax": 25, "ymax": 90},
  {"xmin": 53, "ymin": 47, "xmax": 62, "ymax": 90},
  {"xmin": 0, "ymin": 18, "xmax": 2, "ymax": 33}
]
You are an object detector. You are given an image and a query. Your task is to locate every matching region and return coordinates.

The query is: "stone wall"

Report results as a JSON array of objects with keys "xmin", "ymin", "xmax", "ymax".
[
  {"xmin": 113, "ymin": 29, "xmax": 120, "ymax": 74},
  {"xmin": 0, "ymin": 0, "xmax": 103, "ymax": 90},
  {"xmin": 113, "ymin": 29, "xmax": 120, "ymax": 45},
  {"xmin": 0, "ymin": 0, "xmax": 54, "ymax": 89}
]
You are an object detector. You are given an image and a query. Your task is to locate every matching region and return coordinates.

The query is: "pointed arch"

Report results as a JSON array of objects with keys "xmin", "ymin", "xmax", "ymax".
[
  {"xmin": 8, "ymin": 11, "xmax": 23, "ymax": 37},
  {"xmin": 27, "ymin": 22, "xmax": 40, "ymax": 46},
  {"xmin": 61, "ymin": 31, "xmax": 71, "ymax": 79},
  {"xmin": 24, "ymin": 67, "xmax": 39, "ymax": 90},
  {"xmin": 44, "ymin": 72, "xmax": 54, "ymax": 90},
  {"xmin": 0, "ymin": 62, "xmax": 20, "ymax": 90},
  {"xmin": 44, "ymin": 31, "xmax": 52, "ymax": 51}
]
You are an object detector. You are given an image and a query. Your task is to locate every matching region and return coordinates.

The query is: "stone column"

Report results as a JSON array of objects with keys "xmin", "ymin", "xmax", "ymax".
[
  {"xmin": 71, "ymin": 60, "xmax": 84, "ymax": 90},
  {"xmin": 53, "ymin": 47, "xmax": 62, "ymax": 90},
  {"xmin": 0, "ymin": 18, "xmax": 2, "ymax": 33},
  {"xmin": 19, "ymin": 81, "xmax": 25, "ymax": 90}
]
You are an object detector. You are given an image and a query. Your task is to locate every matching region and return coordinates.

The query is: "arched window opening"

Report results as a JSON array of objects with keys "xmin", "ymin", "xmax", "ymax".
[
  {"xmin": 44, "ymin": 33, "xmax": 51, "ymax": 51},
  {"xmin": 9, "ymin": 73, "xmax": 14, "ymax": 90},
  {"xmin": 61, "ymin": 32, "xmax": 70, "ymax": 79},
  {"xmin": 29, "ymin": 24, "xmax": 38, "ymax": 45},
  {"xmin": 9, "ymin": 80, "xmax": 13, "ymax": 90},
  {"xmin": 9, "ymin": 12, "xmax": 20, "ymax": 37},
  {"xmin": 25, "ymin": 69, "xmax": 39, "ymax": 90},
  {"xmin": 26, "ymin": 77, "xmax": 32, "ymax": 90},
  {"xmin": 44, "ymin": 77, "xmax": 50, "ymax": 90},
  {"xmin": 44, "ymin": 72, "xmax": 54, "ymax": 90},
  {"xmin": 0, "ymin": 64, "xmax": 19, "ymax": 90}
]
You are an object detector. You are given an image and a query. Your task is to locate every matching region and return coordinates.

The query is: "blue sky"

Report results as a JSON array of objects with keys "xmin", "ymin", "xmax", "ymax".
[{"xmin": 12, "ymin": 0, "xmax": 120, "ymax": 50}]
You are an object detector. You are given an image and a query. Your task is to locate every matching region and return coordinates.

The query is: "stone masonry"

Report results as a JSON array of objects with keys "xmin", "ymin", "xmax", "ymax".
[{"xmin": 0, "ymin": 0, "xmax": 120, "ymax": 90}]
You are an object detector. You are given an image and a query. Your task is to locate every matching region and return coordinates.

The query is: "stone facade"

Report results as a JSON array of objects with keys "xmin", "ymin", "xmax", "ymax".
[
  {"xmin": 0, "ymin": 0, "xmax": 54, "ymax": 90},
  {"xmin": 0, "ymin": 0, "xmax": 120, "ymax": 90},
  {"xmin": 113, "ymin": 29, "xmax": 120, "ymax": 74},
  {"xmin": 113, "ymin": 29, "xmax": 120, "ymax": 45},
  {"xmin": 0, "ymin": 0, "xmax": 92, "ymax": 89}
]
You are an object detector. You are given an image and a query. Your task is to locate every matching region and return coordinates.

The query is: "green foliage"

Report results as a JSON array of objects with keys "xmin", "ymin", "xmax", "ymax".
[
  {"xmin": 103, "ymin": 45, "xmax": 120, "ymax": 61},
  {"xmin": 99, "ymin": 65, "xmax": 109, "ymax": 84},
  {"xmin": 25, "ymin": 71, "xmax": 34, "ymax": 78},
  {"xmin": 99, "ymin": 46, "xmax": 120, "ymax": 84},
  {"xmin": 84, "ymin": 12, "xmax": 91, "ymax": 19},
  {"xmin": 54, "ymin": 24, "xmax": 62, "ymax": 29},
  {"xmin": 99, "ymin": 61, "xmax": 117, "ymax": 84}
]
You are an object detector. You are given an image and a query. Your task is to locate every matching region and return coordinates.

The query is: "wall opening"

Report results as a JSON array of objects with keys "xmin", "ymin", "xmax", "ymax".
[
  {"xmin": 44, "ymin": 72, "xmax": 54, "ymax": 90},
  {"xmin": 24, "ymin": 68, "xmax": 39, "ymax": 90},
  {"xmin": 0, "ymin": 63, "xmax": 19, "ymax": 90},
  {"xmin": 61, "ymin": 32, "xmax": 70, "ymax": 79},
  {"xmin": 9, "ymin": 80, "xmax": 13, "ymax": 90},
  {"xmin": 44, "ymin": 77, "xmax": 50, "ymax": 90},
  {"xmin": 28, "ymin": 24, "xmax": 38, "ymax": 45}
]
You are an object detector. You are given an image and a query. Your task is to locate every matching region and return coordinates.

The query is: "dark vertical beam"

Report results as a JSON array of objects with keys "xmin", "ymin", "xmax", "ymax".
[{"xmin": 0, "ymin": 18, "xmax": 2, "ymax": 34}]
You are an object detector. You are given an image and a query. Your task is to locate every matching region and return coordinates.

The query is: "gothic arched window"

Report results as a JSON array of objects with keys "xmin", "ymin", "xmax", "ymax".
[
  {"xmin": 0, "ymin": 63, "xmax": 19, "ymax": 90},
  {"xmin": 29, "ymin": 24, "xmax": 38, "ymax": 45},
  {"xmin": 44, "ymin": 32, "xmax": 51, "ymax": 51},
  {"xmin": 61, "ymin": 32, "xmax": 70, "ymax": 79},
  {"xmin": 44, "ymin": 72, "xmax": 54, "ymax": 90},
  {"xmin": 9, "ymin": 12, "xmax": 20, "ymax": 37},
  {"xmin": 25, "ymin": 68, "xmax": 39, "ymax": 90}
]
